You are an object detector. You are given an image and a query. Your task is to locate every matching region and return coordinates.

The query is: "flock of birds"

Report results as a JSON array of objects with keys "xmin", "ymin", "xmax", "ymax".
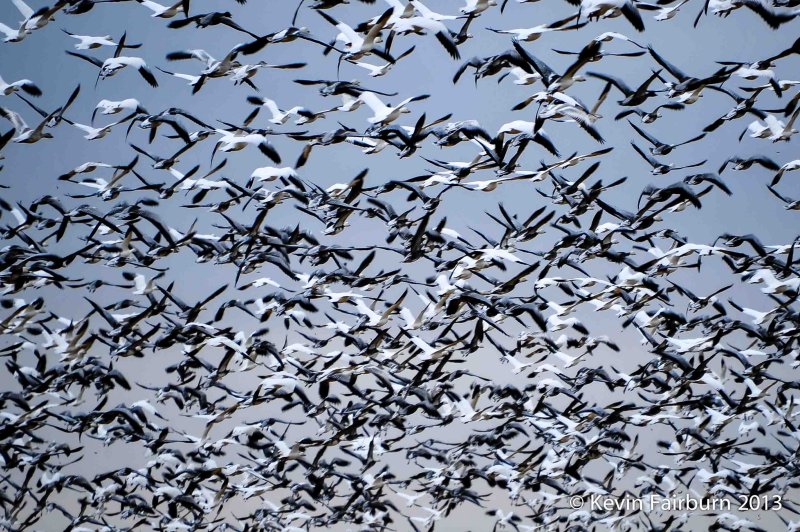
[{"xmin": 1, "ymin": 0, "xmax": 800, "ymax": 530}]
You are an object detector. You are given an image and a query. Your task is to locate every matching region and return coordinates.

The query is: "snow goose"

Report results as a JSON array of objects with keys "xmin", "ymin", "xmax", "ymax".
[
  {"xmin": 68, "ymin": 35, "xmax": 159, "ymax": 88},
  {"xmin": 0, "ymin": 20, "xmax": 28, "ymax": 43},
  {"xmin": 93, "ymin": 99, "xmax": 145, "ymax": 123},
  {"xmin": 0, "ymin": 74, "xmax": 41, "ymax": 97},
  {"xmin": 771, "ymin": 159, "xmax": 800, "ymax": 185},
  {"xmin": 135, "ymin": 0, "xmax": 190, "ymax": 18},
  {"xmin": 391, "ymin": 16, "xmax": 461, "ymax": 59},
  {"xmin": 318, "ymin": 8, "xmax": 394, "ymax": 61},
  {"xmin": 13, "ymin": 0, "xmax": 67, "ymax": 32},
  {"xmin": 62, "ymin": 29, "xmax": 140, "ymax": 50},
  {"xmin": 0, "ymin": 107, "xmax": 56, "ymax": 143},
  {"xmin": 461, "ymin": 0, "xmax": 497, "ymax": 15},
  {"xmin": 488, "ymin": 14, "xmax": 583, "ymax": 41},
  {"xmin": 411, "ymin": 0, "xmax": 460, "ymax": 21},
  {"xmin": 573, "ymin": 0, "xmax": 648, "ymax": 31},
  {"xmin": 358, "ymin": 91, "xmax": 429, "ymax": 126}
]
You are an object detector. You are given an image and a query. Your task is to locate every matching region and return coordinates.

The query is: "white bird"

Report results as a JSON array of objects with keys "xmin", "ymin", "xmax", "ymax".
[
  {"xmin": 745, "ymin": 79, "xmax": 799, "ymax": 93},
  {"xmin": 501, "ymin": 67, "xmax": 542, "ymax": 85},
  {"xmin": 502, "ymin": 354, "xmax": 533, "ymax": 374},
  {"xmin": 93, "ymin": 99, "xmax": 143, "ymax": 122},
  {"xmin": 156, "ymin": 67, "xmax": 202, "ymax": 90},
  {"xmin": 354, "ymin": 293, "xmax": 405, "ymax": 326},
  {"xmin": 773, "ymin": 106, "xmax": 800, "ymax": 142},
  {"xmin": 212, "ymin": 130, "xmax": 281, "ymax": 164},
  {"xmin": 744, "ymin": 114, "xmax": 786, "ymax": 140},
  {"xmin": 250, "ymin": 166, "xmax": 298, "ymax": 183},
  {"xmin": 593, "ymin": 31, "xmax": 645, "ymax": 47},
  {"xmin": 479, "ymin": 248, "xmax": 522, "ymax": 263},
  {"xmin": 358, "ymin": 92, "xmax": 429, "ymax": 126},
  {"xmin": 746, "ymin": 268, "xmax": 800, "ymax": 294},
  {"xmin": 136, "ymin": 0, "xmax": 189, "ymax": 18},
  {"xmin": 58, "ymin": 161, "xmax": 115, "ymax": 181},
  {"xmin": 248, "ymin": 97, "xmax": 306, "ymax": 125},
  {"xmin": 163, "ymin": 166, "xmax": 229, "ymax": 194},
  {"xmin": 408, "ymin": 335, "xmax": 459, "ymax": 361},
  {"xmin": 773, "ymin": 159, "xmax": 800, "ymax": 185},
  {"xmin": 547, "ymin": 314, "xmax": 588, "ymax": 333},
  {"xmin": 733, "ymin": 64, "xmax": 775, "ymax": 81},
  {"xmin": 393, "ymin": 490, "xmax": 423, "ymax": 507},
  {"xmin": 412, "ymin": 1, "xmax": 460, "ymax": 21},
  {"xmin": 458, "ymin": 176, "xmax": 517, "ymax": 191},
  {"xmin": 12, "ymin": 0, "xmax": 62, "ymax": 32},
  {"xmin": 0, "ymin": 20, "xmax": 27, "ymax": 43},
  {"xmin": 128, "ymin": 273, "xmax": 163, "ymax": 296},
  {"xmin": 0, "ymin": 107, "xmax": 55, "ymax": 144},
  {"xmin": 68, "ymin": 51, "xmax": 159, "ymax": 87},
  {"xmin": 348, "ymin": 45, "xmax": 417, "ymax": 77},
  {"xmin": 654, "ymin": 0, "xmax": 690, "ymax": 20},
  {"xmin": 101, "ymin": 57, "xmax": 158, "ymax": 87},
  {"xmin": 488, "ymin": 14, "xmax": 582, "ymax": 41},
  {"xmin": 392, "ymin": 16, "xmax": 461, "ymax": 59},
  {"xmin": 319, "ymin": 8, "xmax": 394, "ymax": 59},
  {"xmin": 167, "ymin": 48, "xmax": 220, "ymax": 70},
  {"xmin": 64, "ymin": 118, "xmax": 126, "ymax": 141},
  {"xmin": 731, "ymin": 304, "xmax": 777, "ymax": 325},
  {"xmin": 229, "ymin": 61, "xmax": 306, "ymax": 87},
  {"xmin": 461, "ymin": 0, "xmax": 498, "ymax": 15},
  {"xmin": 578, "ymin": 0, "xmax": 646, "ymax": 32},
  {"xmin": 62, "ymin": 30, "xmax": 125, "ymax": 50},
  {"xmin": 0, "ymin": 74, "xmax": 41, "ymax": 97},
  {"xmin": 358, "ymin": 0, "xmax": 414, "ymax": 28},
  {"xmin": 664, "ymin": 335, "xmax": 715, "ymax": 352},
  {"xmin": 497, "ymin": 120, "xmax": 537, "ymax": 136},
  {"xmin": 353, "ymin": 61, "xmax": 394, "ymax": 78}
]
